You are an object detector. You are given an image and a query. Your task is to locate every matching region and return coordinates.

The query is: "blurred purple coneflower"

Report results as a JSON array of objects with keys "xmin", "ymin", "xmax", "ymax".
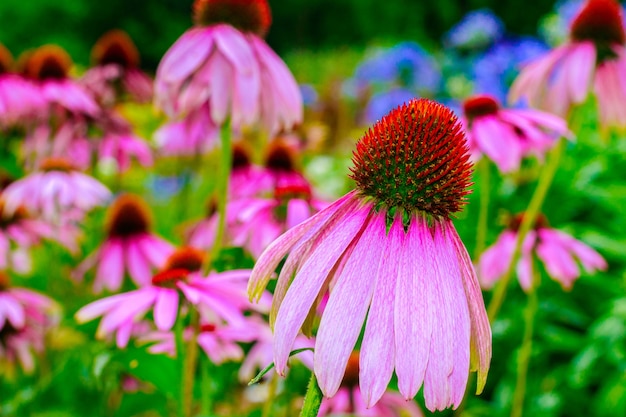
[
  {"xmin": 461, "ymin": 94, "xmax": 571, "ymax": 172},
  {"xmin": 479, "ymin": 213, "xmax": 607, "ymax": 290},
  {"xmin": 154, "ymin": 0, "xmax": 302, "ymax": 135},
  {"xmin": 510, "ymin": 0, "xmax": 626, "ymax": 127},
  {"xmin": 73, "ymin": 194, "xmax": 174, "ymax": 292}
]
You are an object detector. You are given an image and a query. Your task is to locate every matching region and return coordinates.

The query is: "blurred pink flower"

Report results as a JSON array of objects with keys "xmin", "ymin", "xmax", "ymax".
[
  {"xmin": 154, "ymin": 0, "xmax": 302, "ymax": 134},
  {"xmin": 73, "ymin": 194, "xmax": 174, "ymax": 292},
  {"xmin": 479, "ymin": 213, "xmax": 608, "ymax": 290},
  {"xmin": 462, "ymin": 94, "xmax": 571, "ymax": 173},
  {"xmin": 154, "ymin": 103, "xmax": 218, "ymax": 156},
  {"xmin": 0, "ymin": 44, "xmax": 45, "ymax": 127},
  {"xmin": 1, "ymin": 157, "xmax": 111, "ymax": 222},
  {"xmin": 0, "ymin": 272, "xmax": 60, "ymax": 374},
  {"xmin": 509, "ymin": 0, "xmax": 626, "ymax": 127},
  {"xmin": 248, "ymin": 99, "xmax": 491, "ymax": 411},
  {"xmin": 229, "ymin": 144, "xmax": 268, "ymax": 200},
  {"xmin": 82, "ymin": 29, "xmax": 153, "ymax": 106},
  {"xmin": 230, "ymin": 182, "xmax": 327, "ymax": 259},
  {"xmin": 318, "ymin": 353, "xmax": 423, "ymax": 417},
  {"xmin": 23, "ymin": 45, "xmax": 99, "ymax": 117},
  {"xmin": 96, "ymin": 113, "xmax": 153, "ymax": 172},
  {"xmin": 76, "ymin": 247, "xmax": 259, "ymax": 348},
  {"xmin": 238, "ymin": 315, "xmax": 314, "ymax": 383}
]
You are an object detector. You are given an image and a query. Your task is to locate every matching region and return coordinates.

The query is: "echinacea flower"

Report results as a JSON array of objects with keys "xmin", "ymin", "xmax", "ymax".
[
  {"xmin": 96, "ymin": 112, "xmax": 153, "ymax": 172},
  {"xmin": 479, "ymin": 213, "xmax": 607, "ymax": 290},
  {"xmin": 231, "ymin": 182, "xmax": 327, "ymax": 258},
  {"xmin": 0, "ymin": 271, "xmax": 60, "ymax": 375},
  {"xmin": 462, "ymin": 94, "xmax": 571, "ymax": 172},
  {"xmin": 76, "ymin": 247, "xmax": 258, "ymax": 348},
  {"xmin": 154, "ymin": 0, "xmax": 302, "ymax": 135},
  {"xmin": 154, "ymin": 103, "xmax": 218, "ymax": 156},
  {"xmin": 83, "ymin": 29, "xmax": 153, "ymax": 105},
  {"xmin": 73, "ymin": 194, "xmax": 174, "ymax": 292},
  {"xmin": 318, "ymin": 352, "xmax": 423, "ymax": 417},
  {"xmin": 229, "ymin": 143, "xmax": 268, "ymax": 199},
  {"xmin": 1, "ymin": 157, "xmax": 111, "ymax": 222},
  {"xmin": 248, "ymin": 99, "xmax": 491, "ymax": 411},
  {"xmin": 509, "ymin": 0, "xmax": 626, "ymax": 127},
  {"xmin": 0, "ymin": 43, "xmax": 45, "ymax": 126},
  {"xmin": 22, "ymin": 45, "xmax": 99, "ymax": 117}
]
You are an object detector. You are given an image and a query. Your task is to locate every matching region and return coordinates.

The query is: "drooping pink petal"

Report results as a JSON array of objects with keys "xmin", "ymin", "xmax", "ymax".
[
  {"xmin": 273, "ymin": 205, "xmax": 370, "ymax": 375},
  {"xmin": 565, "ymin": 41, "xmax": 596, "ymax": 104},
  {"xmin": 153, "ymin": 288, "xmax": 179, "ymax": 331},
  {"xmin": 314, "ymin": 211, "xmax": 381, "ymax": 397},
  {"xmin": 95, "ymin": 239, "xmax": 125, "ymax": 293},
  {"xmin": 360, "ymin": 215, "xmax": 402, "ymax": 407},
  {"xmin": 395, "ymin": 218, "xmax": 434, "ymax": 400}
]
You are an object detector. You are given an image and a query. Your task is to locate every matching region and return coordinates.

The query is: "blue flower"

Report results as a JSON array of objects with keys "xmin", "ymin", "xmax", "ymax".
[
  {"xmin": 444, "ymin": 8, "xmax": 504, "ymax": 50},
  {"xmin": 363, "ymin": 88, "xmax": 416, "ymax": 124}
]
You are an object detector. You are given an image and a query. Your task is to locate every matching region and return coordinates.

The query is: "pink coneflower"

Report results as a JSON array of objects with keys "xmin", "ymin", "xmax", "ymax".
[
  {"xmin": 462, "ymin": 94, "xmax": 571, "ymax": 172},
  {"xmin": 154, "ymin": 103, "xmax": 218, "ymax": 156},
  {"xmin": 318, "ymin": 352, "xmax": 424, "ymax": 417},
  {"xmin": 0, "ymin": 272, "xmax": 60, "ymax": 374},
  {"xmin": 0, "ymin": 43, "xmax": 45, "ymax": 126},
  {"xmin": 1, "ymin": 157, "xmax": 111, "ymax": 222},
  {"xmin": 0, "ymin": 198, "xmax": 58, "ymax": 274},
  {"xmin": 140, "ymin": 321, "xmax": 249, "ymax": 363},
  {"xmin": 248, "ymin": 99, "xmax": 491, "ymax": 411},
  {"xmin": 73, "ymin": 194, "xmax": 174, "ymax": 292},
  {"xmin": 23, "ymin": 45, "xmax": 99, "ymax": 117},
  {"xmin": 229, "ymin": 144, "xmax": 268, "ymax": 199},
  {"xmin": 262, "ymin": 138, "xmax": 309, "ymax": 191},
  {"xmin": 231, "ymin": 182, "xmax": 326, "ymax": 258},
  {"xmin": 238, "ymin": 315, "xmax": 314, "ymax": 383},
  {"xmin": 509, "ymin": 0, "xmax": 626, "ymax": 127},
  {"xmin": 479, "ymin": 213, "xmax": 608, "ymax": 290},
  {"xmin": 154, "ymin": 0, "xmax": 302, "ymax": 134},
  {"xmin": 96, "ymin": 113, "xmax": 153, "ymax": 172},
  {"xmin": 76, "ymin": 247, "xmax": 258, "ymax": 347},
  {"xmin": 83, "ymin": 29, "xmax": 153, "ymax": 105},
  {"xmin": 185, "ymin": 199, "xmax": 220, "ymax": 251}
]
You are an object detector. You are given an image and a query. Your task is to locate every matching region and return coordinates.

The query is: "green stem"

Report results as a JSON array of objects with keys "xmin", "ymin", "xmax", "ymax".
[
  {"xmin": 204, "ymin": 121, "xmax": 232, "ymax": 274},
  {"xmin": 174, "ymin": 316, "xmax": 186, "ymax": 417},
  {"xmin": 474, "ymin": 158, "xmax": 491, "ymax": 260},
  {"xmin": 182, "ymin": 310, "xmax": 200, "ymax": 417},
  {"xmin": 261, "ymin": 373, "xmax": 279, "ymax": 417},
  {"xmin": 299, "ymin": 372, "xmax": 323, "ymax": 417},
  {"xmin": 511, "ymin": 261, "xmax": 540, "ymax": 417},
  {"xmin": 200, "ymin": 356, "xmax": 212, "ymax": 415},
  {"xmin": 487, "ymin": 138, "xmax": 565, "ymax": 322}
]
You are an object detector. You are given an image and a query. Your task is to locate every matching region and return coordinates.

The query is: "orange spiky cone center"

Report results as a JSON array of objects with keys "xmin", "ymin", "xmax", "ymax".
[
  {"xmin": 193, "ymin": 0, "xmax": 272, "ymax": 37},
  {"xmin": 24, "ymin": 45, "xmax": 72, "ymax": 80},
  {"xmin": 0, "ymin": 44, "xmax": 13, "ymax": 74},
  {"xmin": 151, "ymin": 247, "xmax": 205, "ymax": 287},
  {"xmin": 570, "ymin": 0, "xmax": 625, "ymax": 45},
  {"xmin": 463, "ymin": 94, "xmax": 500, "ymax": 121},
  {"xmin": 200, "ymin": 323, "xmax": 217, "ymax": 332},
  {"xmin": 106, "ymin": 194, "xmax": 152, "ymax": 238},
  {"xmin": 232, "ymin": 144, "xmax": 252, "ymax": 171},
  {"xmin": 92, "ymin": 29, "xmax": 140, "ymax": 69},
  {"xmin": 350, "ymin": 98, "xmax": 473, "ymax": 218},
  {"xmin": 274, "ymin": 184, "xmax": 311, "ymax": 202},
  {"xmin": 38, "ymin": 157, "xmax": 76, "ymax": 172}
]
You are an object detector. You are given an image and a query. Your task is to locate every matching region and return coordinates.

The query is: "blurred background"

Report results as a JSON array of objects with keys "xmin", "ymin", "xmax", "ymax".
[{"xmin": 0, "ymin": 0, "xmax": 556, "ymax": 69}]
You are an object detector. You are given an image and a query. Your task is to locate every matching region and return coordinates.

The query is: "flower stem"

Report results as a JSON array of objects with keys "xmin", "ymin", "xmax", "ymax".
[
  {"xmin": 487, "ymin": 138, "xmax": 564, "ymax": 322},
  {"xmin": 200, "ymin": 355, "xmax": 212, "ymax": 415},
  {"xmin": 511, "ymin": 260, "xmax": 540, "ymax": 417},
  {"xmin": 299, "ymin": 372, "xmax": 323, "ymax": 417},
  {"xmin": 174, "ymin": 317, "xmax": 186, "ymax": 417},
  {"xmin": 181, "ymin": 309, "xmax": 200, "ymax": 417},
  {"xmin": 204, "ymin": 121, "xmax": 232, "ymax": 274},
  {"xmin": 261, "ymin": 373, "xmax": 279, "ymax": 417},
  {"xmin": 474, "ymin": 158, "xmax": 491, "ymax": 259}
]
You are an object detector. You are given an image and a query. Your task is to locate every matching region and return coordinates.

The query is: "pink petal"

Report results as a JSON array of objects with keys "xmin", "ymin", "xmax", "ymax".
[
  {"xmin": 95, "ymin": 239, "xmax": 125, "ymax": 293},
  {"xmin": 126, "ymin": 239, "xmax": 153, "ymax": 286},
  {"xmin": 273, "ymin": 205, "xmax": 370, "ymax": 375},
  {"xmin": 360, "ymin": 215, "xmax": 403, "ymax": 406},
  {"xmin": 314, "ymin": 211, "xmax": 381, "ymax": 397},
  {"xmin": 153, "ymin": 288, "xmax": 179, "ymax": 331}
]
